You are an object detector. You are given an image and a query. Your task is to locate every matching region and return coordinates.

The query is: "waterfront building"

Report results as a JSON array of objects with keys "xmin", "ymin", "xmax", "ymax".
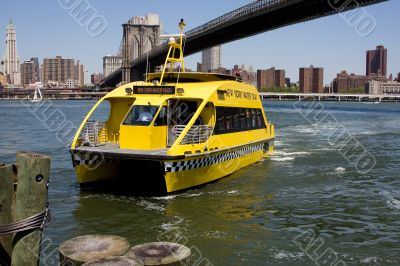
[
  {"xmin": 75, "ymin": 60, "xmax": 85, "ymax": 87},
  {"xmin": 196, "ymin": 63, "xmax": 202, "ymax": 72},
  {"xmin": 84, "ymin": 68, "xmax": 90, "ymax": 85},
  {"xmin": 20, "ymin": 58, "xmax": 40, "ymax": 86},
  {"xmin": 212, "ymin": 66, "xmax": 231, "ymax": 75},
  {"xmin": 257, "ymin": 67, "xmax": 285, "ymax": 90},
  {"xmin": 43, "ymin": 56, "xmax": 75, "ymax": 85},
  {"xmin": 333, "ymin": 70, "xmax": 388, "ymax": 93},
  {"xmin": 396, "ymin": 73, "xmax": 400, "ymax": 82},
  {"xmin": 39, "ymin": 65, "xmax": 44, "ymax": 83},
  {"xmin": 232, "ymin": 65, "xmax": 256, "ymax": 86},
  {"xmin": 285, "ymin": 78, "xmax": 291, "ymax": 87},
  {"xmin": 0, "ymin": 72, "xmax": 7, "ymax": 87},
  {"xmin": 31, "ymin": 57, "xmax": 40, "ymax": 82},
  {"xmin": 299, "ymin": 65, "xmax": 323, "ymax": 93},
  {"xmin": 201, "ymin": 46, "xmax": 221, "ymax": 72},
  {"xmin": 367, "ymin": 80, "xmax": 400, "ymax": 94},
  {"xmin": 3, "ymin": 19, "xmax": 21, "ymax": 86},
  {"xmin": 103, "ymin": 55, "xmax": 122, "ymax": 77},
  {"xmin": 20, "ymin": 60, "xmax": 36, "ymax": 86},
  {"xmin": 366, "ymin": 45, "xmax": 387, "ymax": 77},
  {"xmin": 66, "ymin": 79, "xmax": 74, "ymax": 89},
  {"xmin": 91, "ymin": 73, "xmax": 103, "ymax": 85},
  {"xmin": 275, "ymin": 70, "xmax": 285, "ymax": 88}
]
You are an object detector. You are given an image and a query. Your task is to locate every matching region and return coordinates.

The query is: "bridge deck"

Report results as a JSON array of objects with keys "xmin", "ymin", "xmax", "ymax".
[{"xmin": 101, "ymin": 0, "xmax": 387, "ymax": 87}]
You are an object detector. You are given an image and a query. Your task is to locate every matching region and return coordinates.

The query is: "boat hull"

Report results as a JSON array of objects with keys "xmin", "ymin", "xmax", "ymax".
[{"xmin": 71, "ymin": 140, "xmax": 274, "ymax": 195}]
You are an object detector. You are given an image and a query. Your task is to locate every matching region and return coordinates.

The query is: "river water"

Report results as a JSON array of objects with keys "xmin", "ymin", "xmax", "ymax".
[{"xmin": 0, "ymin": 100, "xmax": 399, "ymax": 265}]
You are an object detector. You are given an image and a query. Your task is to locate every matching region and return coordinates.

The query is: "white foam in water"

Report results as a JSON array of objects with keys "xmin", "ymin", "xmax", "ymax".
[
  {"xmin": 183, "ymin": 192, "xmax": 203, "ymax": 198},
  {"xmin": 387, "ymin": 198, "xmax": 400, "ymax": 210},
  {"xmin": 137, "ymin": 200, "xmax": 165, "ymax": 212},
  {"xmin": 270, "ymin": 150, "xmax": 310, "ymax": 162},
  {"xmin": 360, "ymin": 256, "xmax": 380, "ymax": 263},
  {"xmin": 272, "ymin": 251, "xmax": 304, "ymax": 260},
  {"xmin": 274, "ymin": 141, "xmax": 284, "ymax": 147},
  {"xmin": 274, "ymin": 151, "xmax": 311, "ymax": 156},
  {"xmin": 270, "ymin": 156, "xmax": 295, "ymax": 162},
  {"xmin": 335, "ymin": 167, "xmax": 346, "ymax": 172},
  {"xmin": 314, "ymin": 147, "xmax": 335, "ymax": 151},
  {"xmin": 160, "ymin": 216, "xmax": 185, "ymax": 231},
  {"xmin": 152, "ymin": 195, "xmax": 177, "ymax": 201},
  {"xmin": 227, "ymin": 190, "xmax": 238, "ymax": 194},
  {"xmin": 381, "ymin": 191, "xmax": 400, "ymax": 210},
  {"xmin": 288, "ymin": 125, "xmax": 319, "ymax": 135}
]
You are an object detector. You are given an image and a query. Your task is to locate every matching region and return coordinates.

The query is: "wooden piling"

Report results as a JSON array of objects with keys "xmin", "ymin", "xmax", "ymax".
[
  {"xmin": 125, "ymin": 242, "xmax": 191, "ymax": 266},
  {"xmin": 59, "ymin": 235, "xmax": 131, "ymax": 266},
  {"xmin": 11, "ymin": 152, "xmax": 51, "ymax": 266},
  {"xmin": 82, "ymin": 256, "xmax": 143, "ymax": 266},
  {"xmin": 0, "ymin": 164, "xmax": 14, "ymax": 260}
]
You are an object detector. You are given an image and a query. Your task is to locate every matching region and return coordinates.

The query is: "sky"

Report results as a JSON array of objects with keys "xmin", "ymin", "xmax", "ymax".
[{"xmin": 1, "ymin": 0, "xmax": 398, "ymax": 84}]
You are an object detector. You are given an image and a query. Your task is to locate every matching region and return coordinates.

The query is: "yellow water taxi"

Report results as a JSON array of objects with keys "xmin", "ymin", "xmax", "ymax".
[{"xmin": 70, "ymin": 20, "xmax": 274, "ymax": 195}]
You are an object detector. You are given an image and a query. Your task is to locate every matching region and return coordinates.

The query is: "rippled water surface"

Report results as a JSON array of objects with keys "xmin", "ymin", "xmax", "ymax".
[{"xmin": 0, "ymin": 100, "xmax": 399, "ymax": 265}]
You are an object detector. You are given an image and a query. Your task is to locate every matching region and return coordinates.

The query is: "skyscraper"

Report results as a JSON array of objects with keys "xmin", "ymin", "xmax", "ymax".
[
  {"xmin": 201, "ymin": 46, "xmax": 221, "ymax": 72},
  {"xmin": 3, "ymin": 19, "xmax": 21, "ymax": 85},
  {"xmin": 75, "ymin": 60, "xmax": 85, "ymax": 87},
  {"xmin": 299, "ymin": 65, "xmax": 324, "ymax": 93},
  {"xmin": 30, "ymin": 57, "xmax": 40, "ymax": 82},
  {"xmin": 366, "ymin": 45, "xmax": 387, "ymax": 77}
]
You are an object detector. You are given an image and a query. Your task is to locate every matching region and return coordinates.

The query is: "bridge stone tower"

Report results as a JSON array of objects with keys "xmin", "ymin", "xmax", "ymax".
[{"xmin": 122, "ymin": 14, "xmax": 161, "ymax": 84}]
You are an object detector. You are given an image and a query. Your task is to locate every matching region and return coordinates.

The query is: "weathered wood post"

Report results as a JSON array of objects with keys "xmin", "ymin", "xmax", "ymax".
[
  {"xmin": 59, "ymin": 235, "xmax": 131, "ymax": 266},
  {"xmin": 11, "ymin": 152, "xmax": 51, "ymax": 266},
  {"xmin": 0, "ymin": 164, "xmax": 14, "ymax": 263},
  {"xmin": 125, "ymin": 242, "xmax": 191, "ymax": 266}
]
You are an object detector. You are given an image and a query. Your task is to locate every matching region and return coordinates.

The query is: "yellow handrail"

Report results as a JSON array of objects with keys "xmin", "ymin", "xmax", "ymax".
[{"xmin": 159, "ymin": 19, "xmax": 186, "ymax": 84}]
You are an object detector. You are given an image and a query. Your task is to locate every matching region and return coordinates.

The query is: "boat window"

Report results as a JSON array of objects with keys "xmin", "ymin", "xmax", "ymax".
[
  {"xmin": 169, "ymin": 100, "xmax": 198, "ymax": 125},
  {"xmin": 154, "ymin": 106, "xmax": 167, "ymax": 126},
  {"xmin": 256, "ymin": 109, "xmax": 262, "ymax": 127},
  {"xmin": 240, "ymin": 109, "xmax": 247, "ymax": 130},
  {"xmin": 216, "ymin": 108, "xmax": 226, "ymax": 132},
  {"xmin": 214, "ymin": 107, "xmax": 266, "ymax": 134},
  {"xmin": 233, "ymin": 109, "xmax": 240, "ymax": 130},
  {"xmin": 225, "ymin": 108, "xmax": 233, "ymax": 131},
  {"xmin": 251, "ymin": 109, "xmax": 257, "ymax": 128},
  {"xmin": 122, "ymin": 105, "xmax": 159, "ymax": 126},
  {"xmin": 246, "ymin": 109, "xmax": 252, "ymax": 128}
]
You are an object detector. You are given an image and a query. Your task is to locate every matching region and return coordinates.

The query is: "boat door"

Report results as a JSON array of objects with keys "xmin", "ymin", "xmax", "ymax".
[{"xmin": 166, "ymin": 99, "xmax": 204, "ymax": 147}]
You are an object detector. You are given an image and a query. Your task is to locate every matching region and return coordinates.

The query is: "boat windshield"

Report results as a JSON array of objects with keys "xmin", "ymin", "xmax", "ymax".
[{"xmin": 123, "ymin": 105, "xmax": 159, "ymax": 126}]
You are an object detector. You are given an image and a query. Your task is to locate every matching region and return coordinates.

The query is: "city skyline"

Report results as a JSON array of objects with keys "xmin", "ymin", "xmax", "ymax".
[{"xmin": 0, "ymin": 0, "xmax": 399, "ymax": 84}]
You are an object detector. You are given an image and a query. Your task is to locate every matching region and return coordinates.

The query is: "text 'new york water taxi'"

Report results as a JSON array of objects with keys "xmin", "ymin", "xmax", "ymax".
[{"xmin": 70, "ymin": 20, "xmax": 275, "ymax": 195}]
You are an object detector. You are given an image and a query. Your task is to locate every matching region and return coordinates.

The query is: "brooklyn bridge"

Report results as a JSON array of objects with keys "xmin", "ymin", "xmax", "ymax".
[{"xmin": 101, "ymin": 0, "xmax": 387, "ymax": 87}]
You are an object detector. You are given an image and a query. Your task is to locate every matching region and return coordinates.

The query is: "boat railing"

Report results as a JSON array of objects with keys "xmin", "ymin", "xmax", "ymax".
[
  {"xmin": 172, "ymin": 125, "xmax": 214, "ymax": 145},
  {"xmin": 79, "ymin": 121, "xmax": 107, "ymax": 147}
]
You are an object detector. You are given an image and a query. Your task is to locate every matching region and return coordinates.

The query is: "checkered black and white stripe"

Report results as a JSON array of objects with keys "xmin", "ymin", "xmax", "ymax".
[
  {"xmin": 72, "ymin": 154, "xmax": 105, "ymax": 166},
  {"xmin": 164, "ymin": 143, "xmax": 264, "ymax": 173}
]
